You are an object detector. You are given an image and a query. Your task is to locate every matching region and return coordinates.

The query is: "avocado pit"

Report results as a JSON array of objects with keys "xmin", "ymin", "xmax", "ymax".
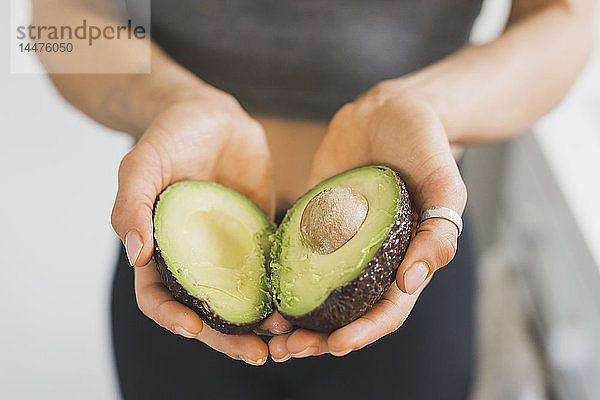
[{"xmin": 300, "ymin": 186, "xmax": 368, "ymax": 254}]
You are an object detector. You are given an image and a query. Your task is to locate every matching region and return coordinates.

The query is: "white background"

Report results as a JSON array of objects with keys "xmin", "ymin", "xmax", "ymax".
[{"xmin": 2, "ymin": 2, "xmax": 128, "ymax": 398}]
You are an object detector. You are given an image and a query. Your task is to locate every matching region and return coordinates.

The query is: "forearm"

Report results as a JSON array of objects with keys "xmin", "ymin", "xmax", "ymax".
[
  {"xmin": 397, "ymin": 0, "xmax": 596, "ymax": 144},
  {"xmin": 33, "ymin": 0, "xmax": 232, "ymax": 138},
  {"xmin": 46, "ymin": 52, "xmax": 213, "ymax": 138}
]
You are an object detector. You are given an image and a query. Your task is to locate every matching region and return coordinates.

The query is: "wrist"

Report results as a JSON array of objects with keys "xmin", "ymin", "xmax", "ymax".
[
  {"xmin": 157, "ymin": 83, "xmax": 243, "ymax": 116},
  {"xmin": 365, "ymin": 77, "xmax": 462, "ymax": 144},
  {"xmin": 130, "ymin": 76, "xmax": 245, "ymax": 139}
]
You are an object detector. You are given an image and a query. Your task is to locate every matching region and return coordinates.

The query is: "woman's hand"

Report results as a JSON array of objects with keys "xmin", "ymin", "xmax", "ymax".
[
  {"xmin": 110, "ymin": 93, "xmax": 290, "ymax": 366},
  {"xmin": 268, "ymin": 81, "xmax": 467, "ymax": 361}
]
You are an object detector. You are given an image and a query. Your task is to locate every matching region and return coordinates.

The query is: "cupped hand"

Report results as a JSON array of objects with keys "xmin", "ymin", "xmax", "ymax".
[
  {"xmin": 269, "ymin": 82, "xmax": 467, "ymax": 361},
  {"xmin": 110, "ymin": 93, "xmax": 290, "ymax": 365}
]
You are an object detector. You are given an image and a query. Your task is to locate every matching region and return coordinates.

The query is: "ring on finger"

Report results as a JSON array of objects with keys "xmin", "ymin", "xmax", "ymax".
[{"xmin": 417, "ymin": 206, "xmax": 463, "ymax": 236}]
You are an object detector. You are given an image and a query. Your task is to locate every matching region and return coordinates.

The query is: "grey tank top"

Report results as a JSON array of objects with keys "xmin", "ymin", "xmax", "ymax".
[{"xmin": 126, "ymin": 0, "xmax": 483, "ymax": 120}]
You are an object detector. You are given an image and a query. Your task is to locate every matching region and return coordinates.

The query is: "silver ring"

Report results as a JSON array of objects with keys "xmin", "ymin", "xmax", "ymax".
[{"xmin": 417, "ymin": 206, "xmax": 463, "ymax": 236}]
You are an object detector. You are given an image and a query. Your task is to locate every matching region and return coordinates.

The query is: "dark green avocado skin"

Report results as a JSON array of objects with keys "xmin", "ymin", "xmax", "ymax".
[
  {"xmin": 153, "ymin": 248, "xmax": 268, "ymax": 335},
  {"xmin": 279, "ymin": 176, "xmax": 413, "ymax": 333}
]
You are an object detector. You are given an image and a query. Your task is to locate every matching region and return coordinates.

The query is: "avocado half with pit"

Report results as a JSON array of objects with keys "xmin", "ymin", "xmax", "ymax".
[
  {"xmin": 271, "ymin": 166, "xmax": 413, "ymax": 332},
  {"xmin": 152, "ymin": 166, "xmax": 412, "ymax": 335},
  {"xmin": 153, "ymin": 181, "xmax": 274, "ymax": 335}
]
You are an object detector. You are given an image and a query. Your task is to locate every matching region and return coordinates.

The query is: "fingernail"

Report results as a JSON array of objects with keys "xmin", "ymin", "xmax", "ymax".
[
  {"xmin": 270, "ymin": 321, "xmax": 293, "ymax": 335},
  {"xmin": 403, "ymin": 261, "xmax": 430, "ymax": 294},
  {"xmin": 291, "ymin": 347, "xmax": 318, "ymax": 358},
  {"xmin": 271, "ymin": 353, "xmax": 292, "ymax": 363},
  {"xmin": 330, "ymin": 349, "xmax": 352, "ymax": 357},
  {"xmin": 125, "ymin": 230, "xmax": 143, "ymax": 266},
  {"xmin": 241, "ymin": 355, "xmax": 267, "ymax": 366},
  {"xmin": 174, "ymin": 325, "xmax": 197, "ymax": 339}
]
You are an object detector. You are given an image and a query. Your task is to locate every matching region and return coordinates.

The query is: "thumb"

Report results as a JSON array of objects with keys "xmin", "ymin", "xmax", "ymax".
[
  {"xmin": 396, "ymin": 157, "xmax": 467, "ymax": 294},
  {"xmin": 111, "ymin": 142, "xmax": 165, "ymax": 267}
]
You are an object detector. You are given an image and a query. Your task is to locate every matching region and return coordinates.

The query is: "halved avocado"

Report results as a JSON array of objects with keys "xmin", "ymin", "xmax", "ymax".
[
  {"xmin": 271, "ymin": 166, "xmax": 413, "ymax": 332},
  {"xmin": 153, "ymin": 181, "xmax": 274, "ymax": 334}
]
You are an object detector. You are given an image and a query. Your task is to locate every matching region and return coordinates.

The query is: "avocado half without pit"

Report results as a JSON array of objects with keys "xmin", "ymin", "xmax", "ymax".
[
  {"xmin": 153, "ymin": 166, "xmax": 413, "ymax": 335},
  {"xmin": 153, "ymin": 181, "xmax": 275, "ymax": 334}
]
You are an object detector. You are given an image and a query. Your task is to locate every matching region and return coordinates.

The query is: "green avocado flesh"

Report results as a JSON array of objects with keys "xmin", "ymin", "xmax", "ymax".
[
  {"xmin": 272, "ymin": 166, "xmax": 402, "ymax": 317},
  {"xmin": 153, "ymin": 181, "xmax": 274, "ymax": 326}
]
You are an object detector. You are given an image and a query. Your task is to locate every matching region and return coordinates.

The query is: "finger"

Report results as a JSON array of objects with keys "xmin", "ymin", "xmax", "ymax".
[
  {"xmin": 268, "ymin": 329, "xmax": 329, "ymax": 361},
  {"xmin": 135, "ymin": 260, "xmax": 268, "ymax": 365},
  {"xmin": 111, "ymin": 141, "xmax": 166, "ymax": 267},
  {"xmin": 396, "ymin": 156, "xmax": 467, "ymax": 295},
  {"xmin": 268, "ymin": 333, "xmax": 292, "ymax": 362},
  {"xmin": 284, "ymin": 329, "xmax": 329, "ymax": 358},
  {"xmin": 197, "ymin": 327, "xmax": 269, "ymax": 366},
  {"xmin": 327, "ymin": 282, "xmax": 426, "ymax": 355},
  {"xmin": 259, "ymin": 311, "xmax": 293, "ymax": 335},
  {"xmin": 134, "ymin": 260, "xmax": 204, "ymax": 337}
]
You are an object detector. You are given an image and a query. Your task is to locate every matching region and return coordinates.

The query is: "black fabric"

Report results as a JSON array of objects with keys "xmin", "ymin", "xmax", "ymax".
[
  {"xmin": 111, "ymin": 217, "xmax": 476, "ymax": 400},
  {"xmin": 124, "ymin": 0, "xmax": 483, "ymax": 120}
]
